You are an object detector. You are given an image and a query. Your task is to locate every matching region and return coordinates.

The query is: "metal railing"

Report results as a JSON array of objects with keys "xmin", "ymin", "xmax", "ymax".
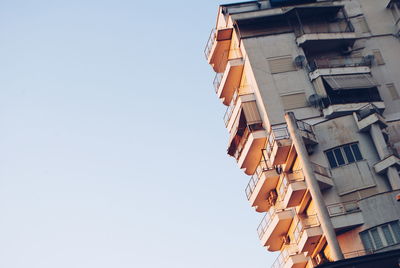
[
  {"xmin": 213, "ymin": 72, "xmax": 224, "ymax": 93},
  {"xmin": 245, "ymin": 159, "xmax": 273, "ymax": 200},
  {"xmin": 223, "ymin": 87, "xmax": 253, "ymax": 126},
  {"xmin": 343, "ymin": 249, "xmax": 374, "ymax": 259},
  {"xmin": 204, "ymin": 28, "xmax": 216, "ymax": 59},
  {"xmin": 271, "ymin": 244, "xmax": 300, "ymax": 268},
  {"xmin": 327, "ymin": 200, "xmax": 360, "ymax": 217},
  {"xmin": 311, "ymin": 162, "xmax": 332, "ymax": 178},
  {"xmin": 308, "ymin": 56, "xmax": 372, "ymax": 71},
  {"xmin": 265, "ymin": 125, "xmax": 291, "ymax": 160},
  {"xmin": 257, "ymin": 205, "xmax": 289, "ymax": 239},
  {"xmin": 297, "ymin": 120, "xmax": 317, "ymax": 143},
  {"xmin": 293, "ymin": 214, "xmax": 320, "ymax": 243},
  {"xmin": 278, "ymin": 170, "xmax": 304, "ymax": 201}
]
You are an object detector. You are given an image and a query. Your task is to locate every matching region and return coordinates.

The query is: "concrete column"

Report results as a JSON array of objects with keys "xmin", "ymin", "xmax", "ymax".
[
  {"xmin": 370, "ymin": 123, "xmax": 390, "ymax": 159},
  {"xmin": 369, "ymin": 123, "xmax": 400, "ymax": 190},
  {"xmin": 285, "ymin": 112, "xmax": 344, "ymax": 261}
]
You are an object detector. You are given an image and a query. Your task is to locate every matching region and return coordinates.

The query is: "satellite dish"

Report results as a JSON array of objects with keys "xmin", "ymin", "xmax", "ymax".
[
  {"xmin": 308, "ymin": 94, "xmax": 322, "ymax": 108},
  {"xmin": 294, "ymin": 55, "xmax": 306, "ymax": 68}
]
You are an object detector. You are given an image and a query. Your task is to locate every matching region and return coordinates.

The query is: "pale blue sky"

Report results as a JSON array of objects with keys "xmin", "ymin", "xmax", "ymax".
[{"xmin": 0, "ymin": 1, "xmax": 277, "ymax": 267}]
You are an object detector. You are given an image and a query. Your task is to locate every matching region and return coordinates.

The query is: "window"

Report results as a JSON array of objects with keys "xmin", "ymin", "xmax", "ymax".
[
  {"xmin": 325, "ymin": 143, "xmax": 363, "ymax": 168},
  {"xmin": 360, "ymin": 221, "xmax": 400, "ymax": 251}
]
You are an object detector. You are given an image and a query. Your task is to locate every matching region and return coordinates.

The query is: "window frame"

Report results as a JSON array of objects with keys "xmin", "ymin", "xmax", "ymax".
[
  {"xmin": 325, "ymin": 143, "xmax": 364, "ymax": 169},
  {"xmin": 360, "ymin": 221, "xmax": 400, "ymax": 251}
]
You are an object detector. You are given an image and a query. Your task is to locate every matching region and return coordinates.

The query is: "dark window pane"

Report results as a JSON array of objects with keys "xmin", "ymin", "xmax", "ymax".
[
  {"xmin": 371, "ymin": 229, "xmax": 383, "ymax": 249},
  {"xmin": 351, "ymin": 144, "xmax": 363, "ymax": 160},
  {"xmin": 334, "ymin": 148, "xmax": 345, "ymax": 166},
  {"xmin": 326, "ymin": 150, "xmax": 337, "ymax": 168},
  {"xmin": 343, "ymin": 145, "xmax": 355, "ymax": 163},
  {"xmin": 390, "ymin": 221, "xmax": 400, "ymax": 242},
  {"xmin": 360, "ymin": 232, "xmax": 374, "ymax": 250},
  {"xmin": 382, "ymin": 225, "xmax": 395, "ymax": 245}
]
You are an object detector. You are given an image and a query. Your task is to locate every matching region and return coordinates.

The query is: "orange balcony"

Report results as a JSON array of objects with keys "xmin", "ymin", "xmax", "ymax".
[
  {"xmin": 245, "ymin": 160, "xmax": 280, "ymax": 212},
  {"xmin": 204, "ymin": 28, "xmax": 233, "ymax": 73},
  {"xmin": 272, "ymin": 244, "xmax": 309, "ymax": 268},
  {"xmin": 214, "ymin": 58, "xmax": 245, "ymax": 106},
  {"xmin": 258, "ymin": 206, "xmax": 295, "ymax": 251},
  {"xmin": 278, "ymin": 171, "xmax": 307, "ymax": 209},
  {"xmin": 293, "ymin": 215, "xmax": 322, "ymax": 256},
  {"xmin": 265, "ymin": 125, "xmax": 292, "ymax": 165}
]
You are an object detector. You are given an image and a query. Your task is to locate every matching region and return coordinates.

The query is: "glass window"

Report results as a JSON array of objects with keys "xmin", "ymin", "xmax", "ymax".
[
  {"xmin": 382, "ymin": 225, "xmax": 395, "ymax": 246},
  {"xmin": 351, "ymin": 144, "xmax": 363, "ymax": 160},
  {"xmin": 333, "ymin": 148, "xmax": 345, "ymax": 165},
  {"xmin": 371, "ymin": 229, "xmax": 384, "ymax": 249},
  {"xmin": 326, "ymin": 150, "xmax": 337, "ymax": 168},
  {"xmin": 360, "ymin": 232, "xmax": 374, "ymax": 250},
  {"xmin": 343, "ymin": 145, "xmax": 355, "ymax": 163},
  {"xmin": 390, "ymin": 221, "xmax": 400, "ymax": 242}
]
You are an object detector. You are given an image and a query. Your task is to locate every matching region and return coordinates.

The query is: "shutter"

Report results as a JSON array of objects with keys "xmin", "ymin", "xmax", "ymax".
[
  {"xmin": 323, "ymin": 74, "xmax": 378, "ymax": 90},
  {"xmin": 242, "ymin": 101, "xmax": 261, "ymax": 125},
  {"xmin": 357, "ymin": 17, "xmax": 370, "ymax": 33},
  {"xmin": 387, "ymin": 83, "xmax": 399, "ymax": 100},
  {"xmin": 281, "ymin": 93, "xmax": 308, "ymax": 110},
  {"xmin": 268, "ymin": 56, "xmax": 296, "ymax": 74},
  {"xmin": 373, "ymin": 49, "xmax": 385, "ymax": 65}
]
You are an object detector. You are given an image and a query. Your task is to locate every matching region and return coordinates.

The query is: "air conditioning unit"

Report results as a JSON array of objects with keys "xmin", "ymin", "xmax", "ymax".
[
  {"xmin": 267, "ymin": 190, "xmax": 278, "ymax": 206},
  {"xmin": 282, "ymin": 235, "xmax": 291, "ymax": 245}
]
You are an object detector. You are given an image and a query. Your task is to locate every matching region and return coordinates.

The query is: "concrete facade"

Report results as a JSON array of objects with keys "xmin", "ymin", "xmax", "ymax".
[{"xmin": 205, "ymin": 0, "xmax": 400, "ymax": 267}]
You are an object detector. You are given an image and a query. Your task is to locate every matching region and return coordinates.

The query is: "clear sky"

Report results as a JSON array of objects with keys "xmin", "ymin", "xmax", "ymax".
[{"xmin": 0, "ymin": 1, "xmax": 277, "ymax": 267}]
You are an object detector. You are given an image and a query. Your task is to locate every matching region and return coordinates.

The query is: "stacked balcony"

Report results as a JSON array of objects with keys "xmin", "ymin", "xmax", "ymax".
[
  {"xmin": 293, "ymin": 215, "xmax": 323, "ymax": 256},
  {"xmin": 290, "ymin": 6, "xmax": 357, "ymax": 52},
  {"xmin": 327, "ymin": 201, "xmax": 364, "ymax": 231},
  {"xmin": 245, "ymin": 159, "xmax": 280, "ymax": 212},
  {"xmin": 278, "ymin": 171, "xmax": 307, "ymax": 209},
  {"xmin": 265, "ymin": 125, "xmax": 292, "ymax": 166},
  {"xmin": 214, "ymin": 57, "xmax": 245, "ymax": 106},
  {"xmin": 271, "ymin": 244, "xmax": 309, "ymax": 268},
  {"xmin": 204, "ymin": 28, "xmax": 233, "ymax": 73},
  {"xmin": 226, "ymin": 90, "xmax": 267, "ymax": 175},
  {"xmin": 258, "ymin": 206, "xmax": 295, "ymax": 251},
  {"xmin": 310, "ymin": 162, "xmax": 334, "ymax": 190}
]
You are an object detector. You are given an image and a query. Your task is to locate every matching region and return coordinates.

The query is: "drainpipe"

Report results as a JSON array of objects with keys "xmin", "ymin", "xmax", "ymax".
[{"xmin": 285, "ymin": 112, "xmax": 344, "ymax": 261}]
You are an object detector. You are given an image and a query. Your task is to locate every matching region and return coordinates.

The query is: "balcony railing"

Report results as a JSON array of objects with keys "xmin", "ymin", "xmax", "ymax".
[
  {"xmin": 294, "ymin": 17, "xmax": 354, "ymax": 38},
  {"xmin": 278, "ymin": 170, "xmax": 304, "ymax": 200},
  {"xmin": 223, "ymin": 87, "xmax": 253, "ymax": 126},
  {"xmin": 213, "ymin": 72, "xmax": 224, "ymax": 93},
  {"xmin": 327, "ymin": 200, "xmax": 360, "ymax": 217},
  {"xmin": 230, "ymin": 123, "xmax": 264, "ymax": 161},
  {"xmin": 343, "ymin": 249, "xmax": 374, "ymax": 259},
  {"xmin": 297, "ymin": 120, "xmax": 317, "ymax": 144},
  {"xmin": 257, "ymin": 205, "xmax": 289, "ymax": 239},
  {"xmin": 271, "ymin": 244, "xmax": 300, "ymax": 268},
  {"xmin": 245, "ymin": 159, "xmax": 271, "ymax": 200},
  {"xmin": 204, "ymin": 28, "xmax": 216, "ymax": 59},
  {"xmin": 265, "ymin": 125, "xmax": 290, "ymax": 160},
  {"xmin": 308, "ymin": 56, "xmax": 373, "ymax": 71},
  {"xmin": 293, "ymin": 215, "xmax": 320, "ymax": 243},
  {"xmin": 311, "ymin": 162, "xmax": 332, "ymax": 178}
]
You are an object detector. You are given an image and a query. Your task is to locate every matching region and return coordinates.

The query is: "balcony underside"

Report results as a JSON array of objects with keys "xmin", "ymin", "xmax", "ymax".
[
  {"xmin": 283, "ymin": 181, "xmax": 307, "ymax": 208},
  {"xmin": 250, "ymin": 169, "xmax": 280, "ymax": 213},
  {"xmin": 218, "ymin": 58, "xmax": 245, "ymax": 106},
  {"xmin": 296, "ymin": 32, "xmax": 357, "ymax": 53},
  {"xmin": 208, "ymin": 28, "xmax": 233, "ymax": 73},
  {"xmin": 331, "ymin": 211, "xmax": 364, "ymax": 231},
  {"xmin": 238, "ymin": 130, "xmax": 268, "ymax": 175},
  {"xmin": 298, "ymin": 226, "xmax": 323, "ymax": 256},
  {"xmin": 261, "ymin": 210, "xmax": 294, "ymax": 251}
]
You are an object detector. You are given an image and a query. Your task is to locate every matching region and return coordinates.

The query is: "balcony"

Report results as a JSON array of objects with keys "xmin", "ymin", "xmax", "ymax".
[
  {"xmin": 272, "ymin": 244, "xmax": 309, "ymax": 268},
  {"xmin": 297, "ymin": 120, "xmax": 318, "ymax": 146},
  {"xmin": 245, "ymin": 159, "xmax": 280, "ymax": 212},
  {"xmin": 308, "ymin": 56, "xmax": 373, "ymax": 81},
  {"xmin": 278, "ymin": 171, "xmax": 307, "ymax": 209},
  {"xmin": 204, "ymin": 28, "xmax": 233, "ymax": 73},
  {"xmin": 327, "ymin": 201, "xmax": 364, "ymax": 231},
  {"xmin": 311, "ymin": 162, "xmax": 334, "ymax": 190},
  {"xmin": 223, "ymin": 88, "xmax": 254, "ymax": 130},
  {"xmin": 290, "ymin": 6, "xmax": 356, "ymax": 52},
  {"xmin": 265, "ymin": 125, "xmax": 292, "ymax": 165},
  {"xmin": 214, "ymin": 58, "xmax": 245, "ymax": 106},
  {"xmin": 293, "ymin": 215, "xmax": 322, "ymax": 255},
  {"xmin": 354, "ymin": 104, "xmax": 387, "ymax": 132},
  {"xmin": 257, "ymin": 206, "xmax": 295, "ymax": 251}
]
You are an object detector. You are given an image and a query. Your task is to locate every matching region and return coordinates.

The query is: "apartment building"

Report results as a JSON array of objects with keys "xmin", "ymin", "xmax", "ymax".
[{"xmin": 204, "ymin": 0, "xmax": 400, "ymax": 267}]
